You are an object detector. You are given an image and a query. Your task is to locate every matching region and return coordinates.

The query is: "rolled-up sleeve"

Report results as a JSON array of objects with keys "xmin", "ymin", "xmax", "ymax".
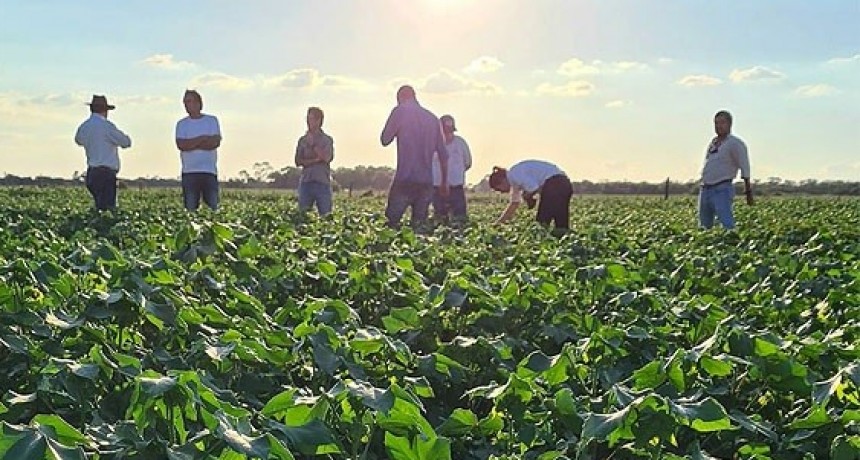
[
  {"xmin": 108, "ymin": 122, "xmax": 131, "ymax": 148},
  {"xmin": 734, "ymin": 140, "xmax": 751, "ymax": 179}
]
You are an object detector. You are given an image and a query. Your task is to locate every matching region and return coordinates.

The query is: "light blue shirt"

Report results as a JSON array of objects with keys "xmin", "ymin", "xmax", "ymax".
[{"xmin": 74, "ymin": 113, "xmax": 131, "ymax": 171}]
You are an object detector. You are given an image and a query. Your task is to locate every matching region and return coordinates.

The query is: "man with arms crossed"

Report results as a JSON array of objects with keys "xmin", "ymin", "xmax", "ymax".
[
  {"xmin": 295, "ymin": 107, "xmax": 335, "ymax": 216},
  {"xmin": 74, "ymin": 95, "xmax": 132, "ymax": 211},
  {"xmin": 698, "ymin": 110, "xmax": 752, "ymax": 229},
  {"xmin": 176, "ymin": 90, "xmax": 222, "ymax": 211},
  {"xmin": 380, "ymin": 85, "xmax": 449, "ymax": 229}
]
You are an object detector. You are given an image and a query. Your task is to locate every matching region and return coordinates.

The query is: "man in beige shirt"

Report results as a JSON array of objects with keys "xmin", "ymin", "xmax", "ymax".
[{"xmin": 698, "ymin": 110, "xmax": 752, "ymax": 229}]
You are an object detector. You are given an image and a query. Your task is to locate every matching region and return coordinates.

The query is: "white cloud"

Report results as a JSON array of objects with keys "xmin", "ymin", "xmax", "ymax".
[
  {"xmin": 421, "ymin": 69, "xmax": 502, "ymax": 95},
  {"xmin": 535, "ymin": 80, "xmax": 595, "ymax": 97},
  {"xmin": 141, "ymin": 53, "xmax": 194, "ymax": 70},
  {"xmin": 114, "ymin": 95, "xmax": 173, "ymax": 106},
  {"xmin": 190, "ymin": 72, "xmax": 254, "ymax": 91},
  {"xmin": 557, "ymin": 58, "xmax": 601, "ymax": 76},
  {"xmin": 729, "ymin": 66, "xmax": 785, "ymax": 82},
  {"xmin": 612, "ymin": 61, "xmax": 648, "ymax": 71},
  {"xmin": 605, "ymin": 100, "xmax": 632, "ymax": 108},
  {"xmin": 677, "ymin": 75, "xmax": 722, "ymax": 87},
  {"xmin": 557, "ymin": 58, "xmax": 649, "ymax": 76},
  {"xmin": 264, "ymin": 68, "xmax": 371, "ymax": 90},
  {"xmin": 826, "ymin": 53, "xmax": 860, "ymax": 65},
  {"xmin": 658, "ymin": 57, "xmax": 674, "ymax": 64},
  {"xmin": 793, "ymin": 84, "xmax": 839, "ymax": 98},
  {"xmin": 464, "ymin": 56, "xmax": 505, "ymax": 74}
]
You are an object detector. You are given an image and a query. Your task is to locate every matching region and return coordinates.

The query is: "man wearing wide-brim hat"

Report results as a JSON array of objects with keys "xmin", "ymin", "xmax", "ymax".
[{"xmin": 74, "ymin": 95, "xmax": 132, "ymax": 210}]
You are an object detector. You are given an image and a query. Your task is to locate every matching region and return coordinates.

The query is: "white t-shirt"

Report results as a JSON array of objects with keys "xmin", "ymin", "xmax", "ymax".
[
  {"xmin": 507, "ymin": 160, "xmax": 565, "ymax": 203},
  {"xmin": 176, "ymin": 114, "xmax": 221, "ymax": 174},
  {"xmin": 432, "ymin": 136, "xmax": 472, "ymax": 186}
]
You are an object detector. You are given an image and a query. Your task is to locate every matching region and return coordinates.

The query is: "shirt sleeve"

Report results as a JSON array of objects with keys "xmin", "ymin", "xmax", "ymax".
[
  {"xmin": 107, "ymin": 121, "xmax": 132, "ymax": 148},
  {"xmin": 322, "ymin": 134, "xmax": 334, "ymax": 163},
  {"xmin": 175, "ymin": 120, "xmax": 185, "ymax": 140},
  {"xmin": 74, "ymin": 124, "xmax": 84, "ymax": 146},
  {"xmin": 294, "ymin": 136, "xmax": 304, "ymax": 167},
  {"xmin": 211, "ymin": 116, "xmax": 222, "ymax": 138},
  {"xmin": 461, "ymin": 139, "xmax": 472, "ymax": 170},
  {"xmin": 733, "ymin": 139, "xmax": 751, "ymax": 179},
  {"xmin": 380, "ymin": 108, "xmax": 398, "ymax": 146}
]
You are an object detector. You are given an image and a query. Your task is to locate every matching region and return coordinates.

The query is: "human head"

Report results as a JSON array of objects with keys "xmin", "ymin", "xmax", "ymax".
[
  {"xmin": 183, "ymin": 90, "xmax": 203, "ymax": 117},
  {"xmin": 87, "ymin": 95, "xmax": 115, "ymax": 115},
  {"xmin": 489, "ymin": 166, "xmax": 510, "ymax": 193},
  {"xmin": 714, "ymin": 110, "xmax": 732, "ymax": 137},
  {"xmin": 307, "ymin": 106, "xmax": 324, "ymax": 131},
  {"xmin": 440, "ymin": 114, "xmax": 456, "ymax": 134},
  {"xmin": 396, "ymin": 85, "xmax": 416, "ymax": 105}
]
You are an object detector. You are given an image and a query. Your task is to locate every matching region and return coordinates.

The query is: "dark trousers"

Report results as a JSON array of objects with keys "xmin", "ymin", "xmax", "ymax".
[
  {"xmin": 385, "ymin": 181, "xmax": 434, "ymax": 228},
  {"xmin": 182, "ymin": 173, "xmax": 219, "ymax": 211},
  {"xmin": 433, "ymin": 185, "xmax": 467, "ymax": 221},
  {"xmin": 85, "ymin": 166, "xmax": 117, "ymax": 210},
  {"xmin": 536, "ymin": 175, "xmax": 573, "ymax": 229}
]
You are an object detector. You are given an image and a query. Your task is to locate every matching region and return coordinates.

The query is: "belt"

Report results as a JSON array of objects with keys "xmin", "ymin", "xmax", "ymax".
[
  {"xmin": 701, "ymin": 178, "xmax": 732, "ymax": 189},
  {"xmin": 88, "ymin": 165, "xmax": 116, "ymax": 172}
]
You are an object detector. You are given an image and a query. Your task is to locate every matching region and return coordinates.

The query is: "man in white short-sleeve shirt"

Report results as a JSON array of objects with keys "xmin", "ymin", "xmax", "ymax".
[
  {"xmin": 175, "ymin": 90, "xmax": 221, "ymax": 211},
  {"xmin": 489, "ymin": 159, "xmax": 573, "ymax": 230},
  {"xmin": 432, "ymin": 114, "xmax": 472, "ymax": 222}
]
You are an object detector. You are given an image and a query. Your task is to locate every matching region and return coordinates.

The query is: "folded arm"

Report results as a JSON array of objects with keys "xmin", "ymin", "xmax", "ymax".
[{"xmin": 176, "ymin": 135, "xmax": 221, "ymax": 152}]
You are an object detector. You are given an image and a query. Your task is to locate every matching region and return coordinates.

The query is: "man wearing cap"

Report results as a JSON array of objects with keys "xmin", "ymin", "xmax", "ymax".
[
  {"xmin": 74, "ymin": 95, "xmax": 132, "ymax": 211},
  {"xmin": 176, "ymin": 90, "xmax": 222, "ymax": 211},
  {"xmin": 698, "ymin": 110, "xmax": 753, "ymax": 229},
  {"xmin": 432, "ymin": 114, "xmax": 472, "ymax": 223},
  {"xmin": 380, "ymin": 85, "xmax": 449, "ymax": 229}
]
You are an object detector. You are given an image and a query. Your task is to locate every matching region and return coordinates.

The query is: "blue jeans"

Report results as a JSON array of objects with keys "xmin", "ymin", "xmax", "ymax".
[
  {"xmin": 433, "ymin": 185, "xmax": 467, "ymax": 221},
  {"xmin": 385, "ymin": 181, "xmax": 434, "ymax": 228},
  {"xmin": 86, "ymin": 166, "xmax": 117, "ymax": 210},
  {"xmin": 298, "ymin": 181, "xmax": 333, "ymax": 215},
  {"xmin": 698, "ymin": 181, "xmax": 735, "ymax": 229},
  {"xmin": 182, "ymin": 173, "xmax": 219, "ymax": 211}
]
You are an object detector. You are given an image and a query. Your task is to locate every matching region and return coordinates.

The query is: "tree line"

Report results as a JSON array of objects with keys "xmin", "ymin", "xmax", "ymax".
[{"xmin": 1, "ymin": 162, "xmax": 858, "ymax": 196}]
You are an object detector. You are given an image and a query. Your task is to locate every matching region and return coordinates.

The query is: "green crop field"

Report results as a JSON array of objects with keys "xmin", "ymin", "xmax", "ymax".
[{"xmin": 0, "ymin": 187, "xmax": 858, "ymax": 460}]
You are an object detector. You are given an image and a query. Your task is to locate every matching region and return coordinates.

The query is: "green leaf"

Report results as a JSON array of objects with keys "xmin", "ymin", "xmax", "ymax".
[
  {"xmin": 3, "ymin": 429, "xmax": 46, "ymax": 460},
  {"xmin": 813, "ymin": 372, "xmax": 843, "ymax": 407},
  {"xmin": 382, "ymin": 307, "xmax": 421, "ymax": 333},
  {"xmin": 385, "ymin": 432, "xmax": 420, "ymax": 460},
  {"xmin": 632, "ymin": 360, "xmax": 666, "ymax": 390},
  {"xmin": 789, "ymin": 406, "xmax": 831, "ymax": 430},
  {"xmin": 138, "ymin": 375, "xmax": 178, "ymax": 397},
  {"xmin": 671, "ymin": 398, "xmax": 734, "ymax": 432},
  {"xmin": 831, "ymin": 435, "xmax": 860, "ymax": 460},
  {"xmin": 262, "ymin": 389, "xmax": 297, "ymax": 417},
  {"xmin": 44, "ymin": 438, "xmax": 86, "ymax": 460},
  {"xmin": 32, "ymin": 414, "xmax": 88, "ymax": 446},
  {"xmin": 700, "ymin": 355, "xmax": 733, "ymax": 377},
  {"xmin": 554, "ymin": 388, "xmax": 577, "ymax": 415},
  {"xmin": 753, "ymin": 337, "xmax": 781, "ymax": 357},
  {"xmin": 436, "ymin": 409, "xmax": 478, "ymax": 436},
  {"xmin": 416, "ymin": 435, "xmax": 451, "ymax": 460},
  {"xmin": 67, "ymin": 363, "xmax": 99, "ymax": 380},
  {"xmin": 579, "ymin": 406, "xmax": 630, "ymax": 445},
  {"xmin": 345, "ymin": 380, "xmax": 395, "ymax": 414}
]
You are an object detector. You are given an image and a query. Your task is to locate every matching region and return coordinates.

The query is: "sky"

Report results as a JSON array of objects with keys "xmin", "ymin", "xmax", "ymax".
[{"xmin": 1, "ymin": 0, "xmax": 858, "ymax": 184}]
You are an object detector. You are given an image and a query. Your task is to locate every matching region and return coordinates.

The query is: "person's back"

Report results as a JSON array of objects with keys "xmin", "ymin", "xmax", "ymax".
[
  {"xmin": 385, "ymin": 101, "xmax": 442, "ymax": 185},
  {"xmin": 380, "ymin": 85, "xmax": 449, "ymax": 229}
]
